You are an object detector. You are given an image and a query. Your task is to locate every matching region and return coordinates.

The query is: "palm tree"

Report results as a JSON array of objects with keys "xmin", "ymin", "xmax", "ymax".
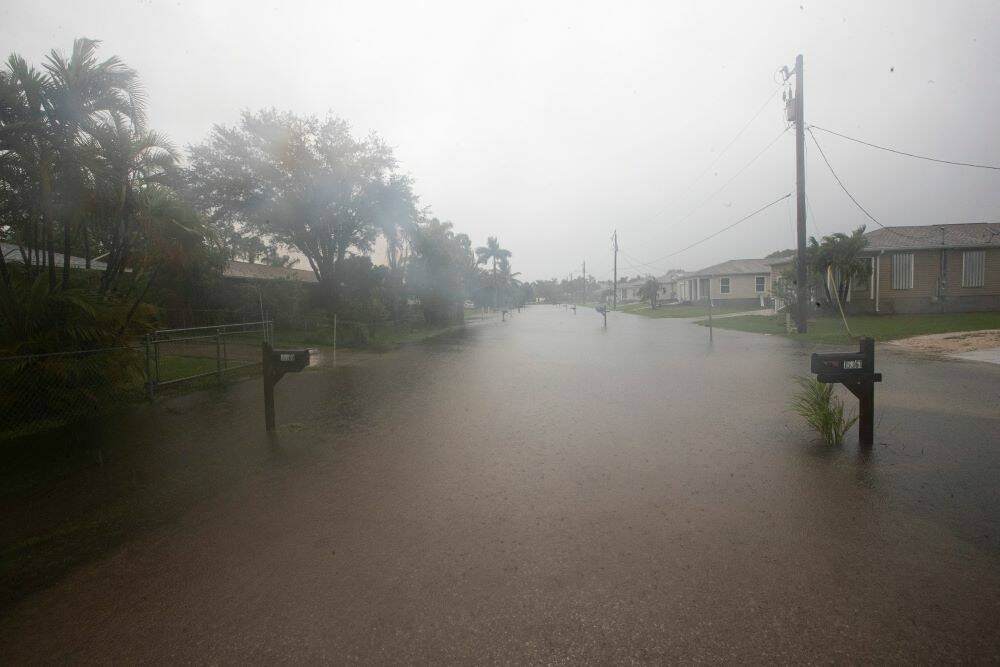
[
  {"xmin": 807, "ymin": 226, "xmax": 869, "ymax": 309},
  {"xmin": 84, "ymin": 111, "xmax": 178, "ymax": 294},
  {"xmin": 475, "ymin": 236, "xmax": 511, "ymax": 310},
  {"xmin": 0, "ymin": 39, "xmax": 147, "ymax": 291},
  {"xmin": 44, "ymin": 38, "xmax": 146, "ymax": 288},
  {"xmin": 0, "ymin": 54, "xmax": 58, "ymax": 287}
]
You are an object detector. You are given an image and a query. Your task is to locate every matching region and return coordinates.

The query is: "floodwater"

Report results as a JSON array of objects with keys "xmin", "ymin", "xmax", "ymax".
[{"xmin": 2, "ymin": 305, "xmax": 999, "ymax": 662}]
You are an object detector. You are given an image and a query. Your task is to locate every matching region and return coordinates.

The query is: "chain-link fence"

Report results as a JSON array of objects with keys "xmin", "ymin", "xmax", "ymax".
[
  {"xmin": 0, "ymin": 347, "xmax": 147, "ymax": 439},
  {"xmin": 0, "ymin": 321, "xmax": 273, "ymax": 439},
  {"xmin": 145, "ymin": 320, "xmax": 271, "ymax": 395}
]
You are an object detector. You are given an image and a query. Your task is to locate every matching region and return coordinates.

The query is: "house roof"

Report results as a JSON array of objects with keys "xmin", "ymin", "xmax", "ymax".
[
  {"xmin": 223, "ymin": 260, "xmax": 318, "ymax": 283},
  {"xmin": 687, "ymin": 258, "xmax": 771, "ymax": 277},
  {"xmin": 2, "ymin": 242, "xmax": 109, "ymax": 271},
  {"xmin": 862, "ymin": 223, "xmax": 1000, "ymax": 251}
]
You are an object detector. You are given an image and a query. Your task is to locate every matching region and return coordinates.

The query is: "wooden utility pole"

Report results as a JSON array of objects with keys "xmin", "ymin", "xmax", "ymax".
[
  {"xmin": 612, "ymin": 231, "xmax": 619, "ymax": 310},
  {"xmin": 794, "ymin": 54, "xmax": 809, "ymax": 333},
  {"xmin": 582, "ymin": 260, "xmax": 586, "ymax": 304}
]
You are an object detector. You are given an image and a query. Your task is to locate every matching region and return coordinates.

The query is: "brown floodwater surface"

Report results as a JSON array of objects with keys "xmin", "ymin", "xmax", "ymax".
[{"xmin": 1, "ymin": 305, "xmax": 999, "ymax": 662}]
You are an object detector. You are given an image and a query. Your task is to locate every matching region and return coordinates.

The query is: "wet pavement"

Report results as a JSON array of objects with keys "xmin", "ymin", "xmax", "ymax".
[{"xmin": 2, "ymin": 305, "xmax": 999, "ymax": 662}]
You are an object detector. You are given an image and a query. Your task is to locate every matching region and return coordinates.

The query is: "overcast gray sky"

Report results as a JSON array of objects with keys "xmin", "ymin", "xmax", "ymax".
[{"xmin": 4, "ymin": 0, "xmax": 1000, "ymax": 281}]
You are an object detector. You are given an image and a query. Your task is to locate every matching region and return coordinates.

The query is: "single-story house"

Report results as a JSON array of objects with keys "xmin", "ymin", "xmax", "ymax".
[
  {"xmin": 855, "ymin": 223, "xmax": 1000, "ymax": 313},
  {"xmin": 770, "ymin": 223, "xmax": 1000, "ymax": 314},
  {"xmin": 618, "ymin": 271, "xmax": 681, "ymax": 303},
  {"xmin": 679, "ymin": 259, "xmax": 772, "ymax": 307},
  {"xmin": 2, "ymin": 242, "xmax": 110, "ymax": 271},
  {"xmin": 618, "ymin": 278, "xmax": 647, "ymax": 302}
]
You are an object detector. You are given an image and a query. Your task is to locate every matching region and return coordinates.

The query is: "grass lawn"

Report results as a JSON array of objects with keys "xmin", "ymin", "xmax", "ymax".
[
  {"xmin": 698, "ymin": 311, "xmax": 1000, "ymax": 345},
  {"xmin": 619, "ymin": 302, "xmax": 765, "ymax": 318}
]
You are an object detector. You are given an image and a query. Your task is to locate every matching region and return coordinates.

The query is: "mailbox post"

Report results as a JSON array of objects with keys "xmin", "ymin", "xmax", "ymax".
[
  {"xmin": 262, "ymin": 342, "xmax": 310, "ymax": 431},
  {"xmin": 810, "ymin": 337, "xmax": 882, "ymax": 446},
  {"xmin": 595, "ymin": 305, "xmax": 607, "ymax": 328}
]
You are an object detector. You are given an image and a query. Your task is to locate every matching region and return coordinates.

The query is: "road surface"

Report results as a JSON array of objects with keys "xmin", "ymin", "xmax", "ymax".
[{"xmin": 2, "ymin": 305, "xmax": 999, "ymax": 662}]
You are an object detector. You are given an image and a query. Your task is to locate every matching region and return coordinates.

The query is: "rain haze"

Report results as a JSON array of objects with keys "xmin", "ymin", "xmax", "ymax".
[
  {"xmin": 5, "ymin": 0, "xmax": 1000, "ymax": 280},
  {"xmin": 3, "ymin": 2, "xmax": 1000, "ymax": 663}
]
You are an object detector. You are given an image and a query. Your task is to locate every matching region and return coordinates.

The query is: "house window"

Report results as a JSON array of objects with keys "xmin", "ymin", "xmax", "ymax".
[
  {"xmin": 891, "ymin": 253, "xmax": 913, "ymax": 290},
  {"xmin": 962, "ymin": 250, "xmax": 985, "ymax": 288},
  {"xmin": 719, "ymin": 277, "xmax": 731, "ymax": 294},
  {"xmin": 755, "ymin": 276, "xmax": 766, "ymax": 293}
]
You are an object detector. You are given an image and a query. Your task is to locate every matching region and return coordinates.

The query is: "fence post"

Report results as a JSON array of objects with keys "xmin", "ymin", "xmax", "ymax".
[
  {"xmin": 144, "ymin": 334, "xmax": 154, "ymax": 400},
  {"xmin": 333, "ymin": 313, "xmax": 337, "ymax": 366},
  {"xmin": 215, "ymin": 328, "xmax": 223, "ymax": 382}
]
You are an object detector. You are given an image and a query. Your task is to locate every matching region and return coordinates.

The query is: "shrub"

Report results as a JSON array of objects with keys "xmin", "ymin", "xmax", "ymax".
[{"xmin": 789, "ymin": 376, "xmax": 858, "ymax": 445}]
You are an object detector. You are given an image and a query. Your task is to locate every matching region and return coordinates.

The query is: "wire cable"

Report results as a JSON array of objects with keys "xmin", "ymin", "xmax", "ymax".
[
  {"xmin": 651, "ymin": 126, "xmax": 791, "ymax": 234},
  {"xmin": 810, "ymin": 124, "xmax": 1000, "ymax": 171},
  {"xmin": 680, "ymin": 83, "xmax": 786, "ymax": 196},
  {"xmin": 621, "ymin": 193, "xmax": 793, "ymax": 271},
  {"xmin": 807, "ymin": 128, "xmax": 923, "ymax": 241}
]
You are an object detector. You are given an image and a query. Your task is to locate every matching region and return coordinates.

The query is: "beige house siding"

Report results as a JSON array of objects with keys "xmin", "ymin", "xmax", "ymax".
[
  {"xmin": 711, "ymin": 273, "xmax": 770, "ymax": 300},
  {"xmin": 856, "ymin": 247, "xmax": 1000, "ymax": 313},
  {"xmin": 877, "ymin": 250, "xmax": 937, "ymax": 298},
  {"xmin": 945, "ymin": 248, "xmax": 1000, "ymax": 296}
]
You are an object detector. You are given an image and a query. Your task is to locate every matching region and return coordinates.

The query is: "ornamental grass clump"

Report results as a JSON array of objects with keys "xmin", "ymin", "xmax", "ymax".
[{"xmin": 789, "ymin": 376, "xmax": 858, "ymax": 445}]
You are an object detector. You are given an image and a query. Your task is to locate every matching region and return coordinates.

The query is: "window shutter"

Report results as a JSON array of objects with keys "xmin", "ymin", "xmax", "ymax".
[
  {"xmin": 891, "ymin": 253, "xmax": 913, "ymax": 290},
  {"xmin": 962, "ymin": 250, "xmax": 985, "ymax": 287}
]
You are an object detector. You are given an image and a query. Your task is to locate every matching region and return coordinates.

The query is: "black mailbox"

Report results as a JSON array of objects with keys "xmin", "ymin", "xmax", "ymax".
[
  {"xmin": 270, "ymin": 348, "xmax": 309, "ymax": 373},
  {"xmin": 810, "ymin": 337, "xmax": 882, "ymax": 446},
  {"xmin": 811, "ymin": 351, "xmax": 871, "ymax": 375},
  {"xmin": 262, "ymin": 343, "xmax": 311, "ymax": 431}
]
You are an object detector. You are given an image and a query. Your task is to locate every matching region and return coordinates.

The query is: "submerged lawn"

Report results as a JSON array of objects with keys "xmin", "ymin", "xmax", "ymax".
[
  {"xmin": 620, "ymin": 302, "xmax": 765, "ymax": 318},
  {"xmin": 698, "ymin": 311, "xmax": 1000, "ymax": 345}
]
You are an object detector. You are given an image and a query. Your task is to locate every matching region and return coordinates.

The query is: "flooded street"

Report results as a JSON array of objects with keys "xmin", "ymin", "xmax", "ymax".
[{"xmin": 2, "ymin": 306, "xmax": 1000, "ymax": 662}]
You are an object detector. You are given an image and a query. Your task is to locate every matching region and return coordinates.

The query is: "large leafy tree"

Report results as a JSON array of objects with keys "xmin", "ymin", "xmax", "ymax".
[
  {"xmin": 406, "ymin": 218, "xmax": 473, "ymax": 325},
  {"xmin": 187, "ymin": 110, "xmax": 417, "ymax": 304}
]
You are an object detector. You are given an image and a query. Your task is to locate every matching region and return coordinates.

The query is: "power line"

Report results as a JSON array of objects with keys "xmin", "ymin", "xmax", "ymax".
[
  {"xmin": 620, "ymin": 193, "xmax": 793, "ymax": 271},
  {"xmin": 810, "ymin": 124, "xmax": 1000, "ymax": 171},
  {"xmin": 679, "ymin": 83, "xmax": 786, "ymax": 196},
  {"xmin": 650, "ymin": 126, "xmax": 791, "ymax": 232},
  {"xmin": 807, "ymin": 128, "xmax": 923, "ymax": 240}
]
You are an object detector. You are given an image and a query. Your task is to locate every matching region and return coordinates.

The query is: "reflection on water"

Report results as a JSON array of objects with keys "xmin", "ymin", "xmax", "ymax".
[{"xmin": 2, "ymin": 305, "xmax": 999, "ymax": 637}]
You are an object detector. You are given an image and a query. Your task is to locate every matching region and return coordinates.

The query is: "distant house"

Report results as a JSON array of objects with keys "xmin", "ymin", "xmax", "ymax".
[
  {"xmin": 679, "ymin": 259, "xmax": 772, "ymax": 307},
  {"xmin": 618, "ymin": 278, "xmax": 646, "ymax": 303},
  {"xmin": 618, "ymin": 271, "xmax": 683, "ymax": 303},
  {"xmin": 2, "ymin": 242, "xmax": 110, "ymax": 272},
  {"xmin": 223, "ymin": 260, "xmax": 318, "ymax": 283}
]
